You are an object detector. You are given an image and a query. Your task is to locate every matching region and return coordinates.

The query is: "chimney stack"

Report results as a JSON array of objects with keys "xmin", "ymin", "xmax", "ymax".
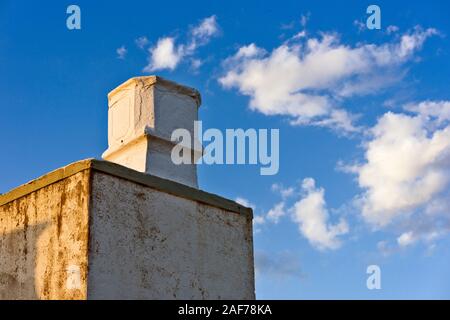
[{"xmin": 102, "ymin": 76, "xmax": 202, "ymax": 188}]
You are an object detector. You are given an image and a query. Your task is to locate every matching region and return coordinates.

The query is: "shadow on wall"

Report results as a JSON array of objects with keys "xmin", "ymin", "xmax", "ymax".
[{"xmin": 0, "ymin": 222, "xmax": 49, "ymax": 300}]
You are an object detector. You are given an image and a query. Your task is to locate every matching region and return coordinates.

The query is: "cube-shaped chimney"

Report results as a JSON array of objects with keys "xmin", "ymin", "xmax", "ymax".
[{"xmin": 102, "ymin": 76, "xmax": 202, "ymax": 188}]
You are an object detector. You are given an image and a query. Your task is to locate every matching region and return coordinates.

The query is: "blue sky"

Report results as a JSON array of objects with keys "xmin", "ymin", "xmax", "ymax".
[{"xmin": 1, "ymin": 0, "xmax": 450, "ymax": 299}]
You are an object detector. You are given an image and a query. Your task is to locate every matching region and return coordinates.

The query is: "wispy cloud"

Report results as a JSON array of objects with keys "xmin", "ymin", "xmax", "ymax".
[
  {"xmin": 386, "ymin": 25, "xmax": 400, "ymax": 34},
  {"xmin": 116, "ymin": 46, "xmax": 127, "ymax": 59},
  {"xmin": 135, "ymin": 36, "xmax": 149, "ymax": 49},
  {"xmin": 353, "ymin": 19, "xmax": 366, "ymax": 32},
  {"xmin": 266, "ymin": 202, "xmax": 286, "ymax": 224},
  {"xmin": 300, "ymin": 13, "xmax": 310, "ymax": 28},
  {"xmin": 143, "ymin": 15, "xmax": 219, "ymax": 72},
  {"xmin": 255, "ymin": 250, "xmax": 303, "ymax": 279}
]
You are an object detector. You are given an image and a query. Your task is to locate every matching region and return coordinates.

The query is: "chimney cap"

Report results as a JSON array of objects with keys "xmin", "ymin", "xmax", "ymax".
[{"xmin": 108, "ymin": 76, "xmax": 202, "ymax": 107}]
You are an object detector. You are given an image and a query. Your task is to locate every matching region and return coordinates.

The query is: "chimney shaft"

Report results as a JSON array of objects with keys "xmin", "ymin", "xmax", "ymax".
[{"xmin": 102, "ymin": 76, "xmax": 201, "ymax": 188}]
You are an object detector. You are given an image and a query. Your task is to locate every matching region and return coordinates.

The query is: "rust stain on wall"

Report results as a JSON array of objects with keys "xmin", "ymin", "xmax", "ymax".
[{"xmin": 0, "ymin": 171, "xmax": 91, "ymax": 300}]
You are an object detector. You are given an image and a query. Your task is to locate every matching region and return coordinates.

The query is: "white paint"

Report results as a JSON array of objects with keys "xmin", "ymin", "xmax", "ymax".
[
  {"xmin": 102, "ymin": 76, "xmax": 202, "ymax": 188},
  {"xmin": 88, "ymin": 171, "xmax": 255, "ymax": 299}
]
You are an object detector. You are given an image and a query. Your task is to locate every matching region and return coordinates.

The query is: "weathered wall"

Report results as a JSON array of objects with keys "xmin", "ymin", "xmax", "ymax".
[
  {"xmin": 87, "ymin": 171, "xmax": 255, "ymax": 299},
  {"xmin": 0, "ymin": 159, "xmax": 255, "ymax": 300},
  {"xmin": 0, "ymin": 171, "xmax": 90, "ymax": 299}
]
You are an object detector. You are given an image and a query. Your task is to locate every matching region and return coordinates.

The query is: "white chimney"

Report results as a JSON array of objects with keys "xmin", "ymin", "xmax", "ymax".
[{"xmin": 102, "ymin": 76, "xmax": 202, "ymax": 188}]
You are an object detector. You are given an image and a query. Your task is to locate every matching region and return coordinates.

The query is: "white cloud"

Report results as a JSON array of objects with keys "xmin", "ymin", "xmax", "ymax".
[
  {"xmin": 291, "ymin": 109, "xmax": 360, "ymax": 134},
  {"xmin": 397, "ymin": 231, "xmax": 416, "ymax": 247},
  {"xmin": 377, "ymin": 240, "xmax": 396, "ymax": 257},
  {"xmin": 280, "ymin": 21, "xmax": 296, "ymax": 30},
  {"xmin": 354, "ymin": 110, "xmax": 450, "ymax": 227},
  {"xmin": 116, "ymin": 46, "xmax": 127, "ymax": 59},
  {"xmin": 387, "ymin": 25, "xmax": 400, "ymax": 34},
  {"xmin": 336, "ymin": 70, "xmax": 406, "ymax": 98},
  {"xmin": 144, "ymin": 15, "xmax": 219, "ymax": 72},
  {"xmin": 135, "ymin": 36, "xmax": 149, "ymax": 49},
  {"xmin": 235, "ymin": 197, "xmax": 265, "ymax": 232},
  {"xmin": 396, "ymin": 27, "xmax": 437, "ymax": 59},
  {"xmin": 253, "ymin": 215, "xmax": 266, "ymax": 226},
  {"xmin": 266, "ymin": 202, "xmax": 286, "ymax": 224},
  {"xmin": 235, "ymin": 197, "xmax": 256, "ymax": 210},
  {"xmin": 190, "ymin": 58, "xmax": 203, "ymax": 71},
  {"xmin": 291, "ymin": 178, "xmax": 349, "ymax": 250},
  {"xmin": 237, "ymin": 189, "xmax": 289, "ymax": 231},
  {"xmin": 404, "ymin": 100, "xmax": 450, "ymax": 126},
  {"xmin": 300, "ymin": 13, "xmax": 310, "ymax": 28},
  {"xmin": 232, "ymin": 43, "xmax": 266, "ymax": 60},
  {"xmin": 189, "ymin": 15, "xmax": 219, "ymax": 47},
  {"xmin": 144, "ymin": 37, "xmax": 183, "ymax": 71},
  {"xmin": 219, "ymin": 27, "xmax": 437, "ymax": 133},
  {"xmin": 271, "ymin": 183, "xmax": 295, "ymax": 199},
  {"xmin": 253, "ymin": 215, "xmax": 266, "ymax": 234},
  {"xmin": 259, "ymin": 179, "xmax": 349, "ymax": 250},
  {"xmin": 292, "ymin": 30, "xmax": 307, "ymax": 40},
  {"xmin": 353, "ymin": 20, "xmax": 366, "ymax": 32}
]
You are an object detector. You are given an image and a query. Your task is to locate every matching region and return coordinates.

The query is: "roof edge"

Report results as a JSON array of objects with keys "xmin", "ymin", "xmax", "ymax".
[
  {"xmin": 0, "ymin": 159, "xmax": 252, "ymax": 218},
  {"xmin": 107, "ymin": 76, "xmax": 202, "ymax": 107},
  {"xmin": 0, "ymin": 159, "xmax": 93, "ymax": 207}
]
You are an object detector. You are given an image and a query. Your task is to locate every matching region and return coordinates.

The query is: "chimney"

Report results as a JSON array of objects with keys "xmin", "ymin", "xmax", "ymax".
[{"xmin": 102, "ymin": 76, "xmax": 202, "ymax": 188}]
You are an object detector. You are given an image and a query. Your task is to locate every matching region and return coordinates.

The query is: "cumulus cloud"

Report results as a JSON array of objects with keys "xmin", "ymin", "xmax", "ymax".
[
  {"xmin": 144, "ymin": 37, "xmax": 183, "ymax": 71},
  {"xmin": 291, "ymin": 178, "xmax": 349, "ymax": 250},
  {"xmin": 144, "ymin": 15, "xmax": 219, "ymax": 72},
  {"xmin": 219, "ymin": 27, "xmax": 437, "ymax": 133},
  {"xmin": 354, "ymin": 110, "xmax": 450, "ymax": 227},
  {"xmin": 333, "ymin": 99, "xmax": 450, "ymax": 250}
]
